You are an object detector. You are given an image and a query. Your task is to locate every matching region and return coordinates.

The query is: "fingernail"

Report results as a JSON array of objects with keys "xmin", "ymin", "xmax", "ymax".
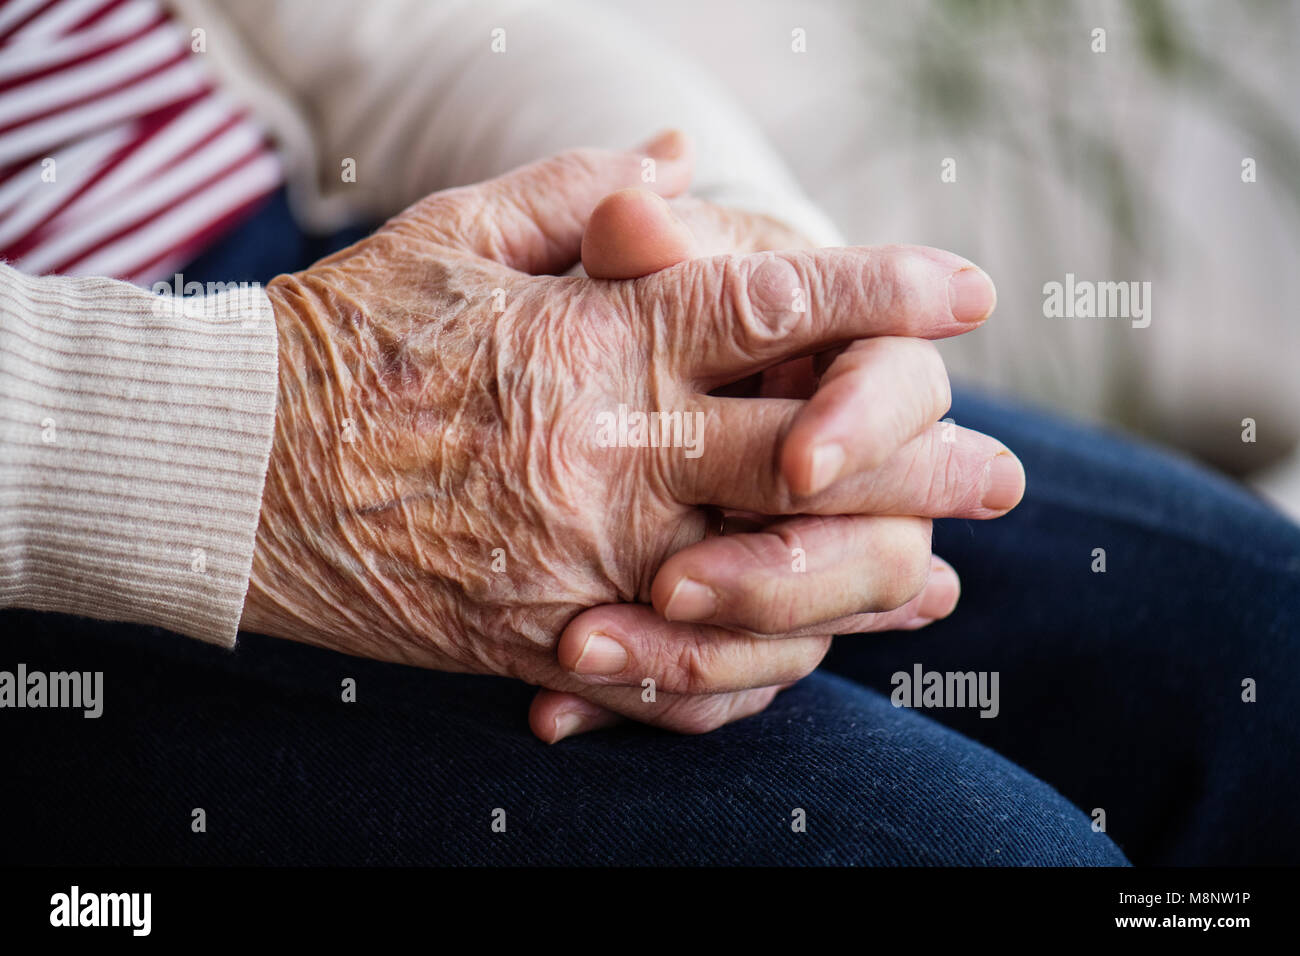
[
  {"xmin": 663, "ymin": 578, "xmax": 717, "ymax": 622},
  {"xmin": 552, "ymin": 711, "xmax": 587, "ymax": 741},
  {"xmin": 918, "ymin": 566, "xmax": 960, "ymax": 620},
  {"xmin": 807, "ymin": 442, "xmax": 845, "ymax": 495},
  {"xmin": 981, "ymin": 451, "xmax": 1025, "ymax": 511},
  {"xmin": 572, "ymin": 632, "xmax": 628, "ymax": 675},
  {"xmin": 947, "ymin": 267, "xmax": 996, "ymax": 323}
]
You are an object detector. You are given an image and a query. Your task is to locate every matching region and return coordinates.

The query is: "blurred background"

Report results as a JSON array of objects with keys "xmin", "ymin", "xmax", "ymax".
[{"xmin": 614, "ymin": 0, "xmax": 1300, "ymax": 517}]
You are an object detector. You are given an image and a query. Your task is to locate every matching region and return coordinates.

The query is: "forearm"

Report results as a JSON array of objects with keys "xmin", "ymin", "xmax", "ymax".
[{"xmin": 0, "ymin": 265, "xmax": 278, "ymax": 645}]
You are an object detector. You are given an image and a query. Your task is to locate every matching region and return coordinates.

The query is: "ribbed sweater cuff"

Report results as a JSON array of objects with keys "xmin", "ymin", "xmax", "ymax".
[{"xmin": 0, "ymin": 264, "xmax": 278, "ymax": 647}]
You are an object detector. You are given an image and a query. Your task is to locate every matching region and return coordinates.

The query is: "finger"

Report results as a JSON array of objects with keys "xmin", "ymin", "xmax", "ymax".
[
  {"xmin": 581, "ymin": 186, "xmax": 817, "ymax": 282},
  {"xmin": 648, "ymin": 514, "xmax": 932, "ymax": 632},
  {"xmin": 558, "ymin": 606, "xmax": 830, "ymax": 694},
  {"xmin": 637, "ymin": 128, "xmax": 692, "ymax": 164},
  {"xmin": 555, "ymin": 560, "xmax": 959, "ymax": 694},
  {"xmin": 554, "ymin": 683, "xmax": 785, "ymax": 737},
  {"xmin": 534, "ymin": 560, "xmax": 959, "ymax": 742},
  {"xmin": 582, "ymin": 188, "xmax": 700, "ymax": 279},
  {"xmin": 780, "ymin": 336, "xmax": 952, "ymax": 496},
  {"xmin": 531, "ymin": 683, "xmax": 782, "ymax": 741},
  {"xmin": 665, "ymin": 197, "xmax": 819, "ymax": 256},
  {"xmin": 529, "ymin": 689, "xmax": 624, "ymax": 743},
  {"xmin": 399, "ymin": 133, "xmax": 694, "ymax": 275},
  {"xmin": 638, "ymin": 245, "xmax": 995, "ymax": 388},
  {"xmin": 746, "ymin": 555, "xmax": 962, "ymax": 637},
  {"xmin": 678, "ymin": 409, "xmax": 1026, "ymax": 518}
]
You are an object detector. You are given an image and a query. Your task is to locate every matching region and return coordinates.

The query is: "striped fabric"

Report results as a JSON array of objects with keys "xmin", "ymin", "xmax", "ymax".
[{"xmin": 0, "ymin": 0, "xmax": 281, "ymax": 285}]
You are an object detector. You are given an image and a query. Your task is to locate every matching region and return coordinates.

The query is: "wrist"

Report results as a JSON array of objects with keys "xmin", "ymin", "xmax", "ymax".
[
  {"xmin": 240, "ymin": 275, "xmax": 305, "ymax": 641},
  {"xmin": 240, "ymin": 272, "xmax": 467, "ymax": 670}
]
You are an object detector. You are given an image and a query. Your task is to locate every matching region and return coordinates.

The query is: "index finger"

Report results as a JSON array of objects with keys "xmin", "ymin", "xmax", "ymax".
[{"xmin": 635, "ymin": 244, "xmax": 995, "ymax": 388}]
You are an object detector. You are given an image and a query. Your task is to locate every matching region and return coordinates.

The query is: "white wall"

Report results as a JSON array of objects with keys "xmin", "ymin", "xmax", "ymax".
[{"xmin": 607, "ymin": 0, "xmax": 1300, "ymax": 509}]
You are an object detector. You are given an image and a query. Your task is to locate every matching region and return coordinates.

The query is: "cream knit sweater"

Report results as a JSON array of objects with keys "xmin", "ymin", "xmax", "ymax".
[
  {"xmin": 1, "ymin": 0, "xmax": 837, "ymax": 647},
  {"xmin": 0, "ymin": 265, "xmax": 277, "ymax": 646}
]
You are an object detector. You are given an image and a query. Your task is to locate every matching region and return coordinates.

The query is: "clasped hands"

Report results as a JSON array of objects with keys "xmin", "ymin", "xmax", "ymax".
[{"xmin": 239, "ymin": 132, "xmax": 1024, "ymax": 742}]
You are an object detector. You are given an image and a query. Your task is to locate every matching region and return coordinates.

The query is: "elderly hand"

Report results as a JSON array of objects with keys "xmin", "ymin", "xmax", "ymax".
[
  {"xmin": 237, "ymin": 143, "xmax": 1020, "ymax": 739},
  {"xmin": 531, "ymin": 179, "xmax": 1022, "ymax": 741}
]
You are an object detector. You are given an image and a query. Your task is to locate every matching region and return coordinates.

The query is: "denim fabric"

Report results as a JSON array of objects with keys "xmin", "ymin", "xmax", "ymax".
[
  {"xmin": 2, "ymin": 190, "xmax": 1295, "ymax": 866},
  {"xmin": 825, "ymin": 386, "xmax": 1300, "ymax": 865},
  {"xmin": 3, "ymin": 607, "xmax": 1135, "ymax": 865}
]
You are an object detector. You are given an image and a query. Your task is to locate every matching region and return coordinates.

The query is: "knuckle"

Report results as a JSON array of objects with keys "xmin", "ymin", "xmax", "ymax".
[
  {"xmin": 875, "ymin": 519, "xmax": 933, "ymax": 609},
  {"xmin": 862, "ymin": 248, "xmax": 920, "ymax": 332},
  {"xmin": 768, "ymin": 519, "xmax": 814, "ymax": 559},
  {"xmin": 723, "ymin": 579, "xmax": 778, "ymax": 633},
  {"xmin": 730, "ymin": 572, "xmax": 797, "ymax": 634},
  {"xmin": 740, "ymin": 530, "xmax": 810, "ymax": 632},
  {"xmin": 554, "ymin": 147, "xmax": 605, "ymax": 180},
  {"xmin": 482, "ymin": 194, "xmax": 537, "ymax": 263},
  {"xmin": 734, "ymin": 254, "xmax": 808, "ymax": 346},
  {"xmin": 919, "ymin": 429, "xmax": 968, "ymax": 512},
  {"xmin": 759, "ymin": 598, "xmax": 803, "ymax": 635},
  {"xmin": 389, "ymin": 192, "xmax": 467, "ymax": 246},
  {"xmin": 670, "ymin": 641, "xmax": 719, "ymax": 695},
  {"xmin": 715, "ymin": 534, "xmax": 797, "ymax": 630}
]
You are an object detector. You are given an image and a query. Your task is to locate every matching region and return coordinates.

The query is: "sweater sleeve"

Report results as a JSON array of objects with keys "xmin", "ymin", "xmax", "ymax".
[{"xmin": 0, "ymin": 264, "xmax": 278, "ymax": 647}]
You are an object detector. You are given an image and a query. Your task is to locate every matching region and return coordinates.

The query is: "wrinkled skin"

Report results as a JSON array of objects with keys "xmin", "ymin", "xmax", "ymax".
[
  {"xmin": 245, "ymin": 226, "xmax": 703, "ymax": 680},
  {"xmin": 240, "ymin": 145, "xmax": 1018, "ymax": 734}
]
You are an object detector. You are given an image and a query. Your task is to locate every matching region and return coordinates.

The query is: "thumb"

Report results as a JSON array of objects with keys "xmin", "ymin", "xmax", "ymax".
[
  {"xmin": 397, "ymin": 132, "xmax": 694, "ymax": 276},
  {"xmin": 581, "ymin": 188, "xmax": 701, "ymax": 279}
]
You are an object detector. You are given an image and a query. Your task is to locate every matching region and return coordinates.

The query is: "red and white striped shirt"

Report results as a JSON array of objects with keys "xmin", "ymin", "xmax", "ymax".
[{"xmin": 0, "ymin": 0, "xmax": 281, "ymax": 285}]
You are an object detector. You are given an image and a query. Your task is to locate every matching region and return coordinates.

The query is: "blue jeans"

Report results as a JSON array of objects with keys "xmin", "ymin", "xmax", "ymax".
[{"xmin": 3, "ymin": 192, "xmax": 1297, "ymax": 866}]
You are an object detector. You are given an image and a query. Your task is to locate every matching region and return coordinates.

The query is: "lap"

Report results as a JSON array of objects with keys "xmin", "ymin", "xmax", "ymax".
[
  {"xmin": 1, "ymin": 610, "xmax": 1123, "ymax": 865},
  {"xmin": 825, "ymin": 387, "xmax": 1300, "ymax": 864}
]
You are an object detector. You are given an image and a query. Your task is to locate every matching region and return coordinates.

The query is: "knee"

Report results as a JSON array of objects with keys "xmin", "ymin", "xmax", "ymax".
[{"xmin": 660, "ymin": 675, "xmax": 1131, "ymax": 866}]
